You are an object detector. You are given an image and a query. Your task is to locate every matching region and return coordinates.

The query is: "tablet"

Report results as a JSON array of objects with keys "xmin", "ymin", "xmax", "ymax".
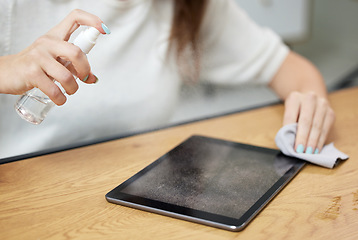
[{"xmin": 105, "ymin": 135, "xmax": 305, "ymax": 231}]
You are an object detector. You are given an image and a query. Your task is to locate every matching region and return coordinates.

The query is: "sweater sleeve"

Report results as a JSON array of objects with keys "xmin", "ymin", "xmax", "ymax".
[{"xmin": 200, "ymin": 0, "xmax": 289, "ymax": 85}]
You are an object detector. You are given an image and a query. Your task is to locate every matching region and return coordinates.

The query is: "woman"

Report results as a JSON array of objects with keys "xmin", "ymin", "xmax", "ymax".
[{"xmin": 0, "ymin": 0, "xmax": 334, "ymax": 158}]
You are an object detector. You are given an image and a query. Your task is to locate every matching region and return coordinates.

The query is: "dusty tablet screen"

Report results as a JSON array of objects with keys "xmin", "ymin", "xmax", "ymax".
[{"xmin": 120, "ymin": 136, "xmax": 298, "ymax": 219}]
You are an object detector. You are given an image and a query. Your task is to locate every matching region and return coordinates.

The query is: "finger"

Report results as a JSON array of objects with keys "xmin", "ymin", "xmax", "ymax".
[
  {"xmin": 41, "ymin": 38, "xmax": 91, "ymax": 82},
  {"xmin": 305, "ymin": 98, "xmax": 328, "ymax": 153},
  {"xmin": 57, "ymin": 59, "xmax": 98, "ymax": 85},
  {"xmin": 34, "ymin": 36, "xmax": 93, "ymax": 93},
  {"xmin": 283, "ymin": 91, "xmax": 301, "ymax": 125},
  {"xmin": 82, "ymin": 72, "xmax": 98, "ymax": 84},
  {"xmin": 41, "ymin": 58, "xmax": 78, "ymax": 95},
  {"xmin": 295, "ymin": 92, "xmax": 317, "ymax": 152},
  {"xmin": 65, "ymin": 62, "xmax": 97, "ymax": 84},
  {"xmin": 315, "ymin": 108, "xmax": 335, "ymax": 153},
  {"xmin": 47, "ymin": 9, "xmax": 106, "ymax": 40},
  {"xmin": 33, "ymin": 73, "xmax": 67, "ymax": 106},
  {"xmin": 60, "ymin": 60, "xmax": 77, "ymax": 77},
  {"xmin": 39, "ymin": 36, "xmax": 97, "ymax": 87}
]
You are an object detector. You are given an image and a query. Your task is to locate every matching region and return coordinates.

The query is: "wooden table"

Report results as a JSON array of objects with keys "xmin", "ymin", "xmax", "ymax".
[{"xmin": 1, "ymin": 87, "xmax": 357, "ymax": 240}]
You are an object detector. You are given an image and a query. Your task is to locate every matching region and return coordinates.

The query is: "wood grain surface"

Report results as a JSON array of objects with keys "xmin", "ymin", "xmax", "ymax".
[{"xmin": 1, "ymin": 87, "xmax": 357, "ymax": 240}]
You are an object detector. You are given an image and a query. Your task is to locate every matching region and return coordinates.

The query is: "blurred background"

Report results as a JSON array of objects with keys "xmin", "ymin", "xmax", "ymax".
[{"xmin": 170, "ymin": 0, "xmax": 358, "ymax": 124}]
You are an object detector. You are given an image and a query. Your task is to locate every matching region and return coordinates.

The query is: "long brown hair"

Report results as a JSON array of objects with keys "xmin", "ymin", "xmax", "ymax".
[{"xmin": 169, "ymin": 0, "xmax": 208, "ymax": 81}]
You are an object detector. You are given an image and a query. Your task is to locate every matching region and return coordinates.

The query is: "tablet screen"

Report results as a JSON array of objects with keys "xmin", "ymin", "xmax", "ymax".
[{"xmin": 106, "ymin": 135, "xmax": 305, "ymax": 231}]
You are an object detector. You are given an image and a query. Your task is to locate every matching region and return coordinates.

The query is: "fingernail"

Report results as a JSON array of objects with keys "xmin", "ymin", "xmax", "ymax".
[
  {"xmin": 101, "ymin": 23, "xmax": 111, "ymax": 34},
  {"xmin": 94, "ymin": 75, "xmax": 99, "ymax": 84},
  {"xmin": 296, "ymin": 144, "xmax": 304, "ymax": 153},
  {"xmin": 82, "ymin": 75, "xmax": 89, "ymax": 82},
  {"xmin": 314, "ymin": 148, "xmax": 320, "ymax": 154},
  {"xmin": 305, "ymin": 146, "xmax": 313, "ymax": 154}
]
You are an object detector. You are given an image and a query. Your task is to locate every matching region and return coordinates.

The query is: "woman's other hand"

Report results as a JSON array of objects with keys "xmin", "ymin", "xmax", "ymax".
[
  {"xmin": 269, "ymin": 51, "xmax": 335, "ymax": 153},
  {"xmin": 283, "ymin": 91, "xmax": 335, "ymax": 153}
]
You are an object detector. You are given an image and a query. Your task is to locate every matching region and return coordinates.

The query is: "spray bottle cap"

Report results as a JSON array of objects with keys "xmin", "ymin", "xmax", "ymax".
[{"xmin": 72, "ymin": 27, "xmax": 100, "ymax": 54}]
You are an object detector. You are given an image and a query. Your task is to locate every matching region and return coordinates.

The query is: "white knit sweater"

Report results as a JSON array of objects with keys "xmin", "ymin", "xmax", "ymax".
[{"xmin": 0, "ymin": 0, "xmax": 288, "ymax": 158}]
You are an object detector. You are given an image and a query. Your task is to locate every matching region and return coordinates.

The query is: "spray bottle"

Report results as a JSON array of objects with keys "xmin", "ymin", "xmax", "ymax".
[{"xmin": 14, "ymin": 27, "xmax": 101, "ymax": 124}]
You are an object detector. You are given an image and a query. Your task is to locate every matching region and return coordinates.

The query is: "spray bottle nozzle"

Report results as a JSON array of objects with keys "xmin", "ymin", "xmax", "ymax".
[
  {"xmin": 73, "ymin": 27, "xmax": 101, "ymax": 54},
  {"xmin": 83, "ymin": 27, "xmax": 101, "ymax": 43}
]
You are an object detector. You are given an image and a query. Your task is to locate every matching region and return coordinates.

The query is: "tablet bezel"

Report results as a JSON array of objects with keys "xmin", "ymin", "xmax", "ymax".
[{"xmin": 105, "ymin": 135, "xmax": 305, "ymax": 231}]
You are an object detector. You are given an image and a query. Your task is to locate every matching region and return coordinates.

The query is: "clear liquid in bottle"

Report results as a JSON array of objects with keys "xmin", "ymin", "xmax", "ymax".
[{"xmin": 15, "ymin": 88, "xmax": 55, "ymax": 124}]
